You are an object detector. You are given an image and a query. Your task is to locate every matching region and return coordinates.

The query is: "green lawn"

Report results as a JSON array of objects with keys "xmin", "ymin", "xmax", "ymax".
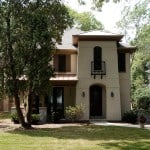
[{"xmin": 0, "ymin": 125, "xmax": 150, "ymax": 150}]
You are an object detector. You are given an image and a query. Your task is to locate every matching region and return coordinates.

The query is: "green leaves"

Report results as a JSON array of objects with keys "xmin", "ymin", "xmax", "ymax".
[
  {"xmin": 0, "ymin": 0, "xmax": 72, "ymax": 96},
  {"xmin": 68, "ymin": 7, "xmax": 103, "ymax": 31}
]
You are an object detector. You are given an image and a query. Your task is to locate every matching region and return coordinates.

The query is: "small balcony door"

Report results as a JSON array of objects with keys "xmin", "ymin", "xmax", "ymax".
[
  {"xmin": 54, "ymin": 54, "xmax": 71, "ymax": 72},
  {"xmin": 94, "ymin": 46, "xmax": 102, "ymax": 70},
  {"xmin": 58, "ymin": 55, "xmax": 66, "ymax": 72}
]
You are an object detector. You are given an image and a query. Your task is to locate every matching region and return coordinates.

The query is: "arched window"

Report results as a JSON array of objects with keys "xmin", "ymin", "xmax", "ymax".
[{"xmin": 94, "ymin": 46, "xmax": 102, "ymax": 70}]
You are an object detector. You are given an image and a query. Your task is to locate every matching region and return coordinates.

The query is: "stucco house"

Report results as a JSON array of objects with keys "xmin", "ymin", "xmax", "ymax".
[{"xmin": 0, "ymin": 28, "xmax": 136, "ymax": 121}]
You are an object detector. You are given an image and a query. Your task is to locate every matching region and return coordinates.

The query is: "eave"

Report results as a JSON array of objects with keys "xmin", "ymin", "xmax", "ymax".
[{"xmin": 73, "ymin": 34, "xmax": 124, "ymax": 46}]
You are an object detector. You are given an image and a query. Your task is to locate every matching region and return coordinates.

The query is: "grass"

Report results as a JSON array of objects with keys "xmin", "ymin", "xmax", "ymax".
[
  {"xmin": 0, "ymin": 125, "xmax": 150, "ymax": 150},
  {"xmin": 0, "ymin": 112, "xmax": 11, "ymax": 119}
]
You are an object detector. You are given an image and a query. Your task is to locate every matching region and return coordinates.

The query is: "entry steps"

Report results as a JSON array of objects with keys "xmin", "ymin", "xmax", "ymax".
[{"xmin": 90, "ymin": 119, "xmax": 106, "ymax": 123}]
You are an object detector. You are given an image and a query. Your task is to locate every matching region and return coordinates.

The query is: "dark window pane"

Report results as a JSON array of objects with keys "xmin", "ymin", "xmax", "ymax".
[{"xmin": 118, "ymin": 53, "xmax": 126, "ymax": 72}]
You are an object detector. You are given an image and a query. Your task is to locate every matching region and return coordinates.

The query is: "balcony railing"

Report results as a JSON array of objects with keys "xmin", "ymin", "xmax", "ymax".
[
  {"xmin": 91, "ymin": 61, "xmax": 106, "ymax": 78},
  {"xmin": 54, "ymin": 72, "xmax": 76, "ymax": 77}
]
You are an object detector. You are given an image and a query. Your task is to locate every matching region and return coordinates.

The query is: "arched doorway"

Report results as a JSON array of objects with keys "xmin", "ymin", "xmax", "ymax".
[{"xmin": 90, "ymin": 85, "xmax": 102, "ymax": 117}]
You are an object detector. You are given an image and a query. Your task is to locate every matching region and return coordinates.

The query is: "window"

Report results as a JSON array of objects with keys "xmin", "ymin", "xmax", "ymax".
[
  {"xmin": 118, "ymin": 52, "xmax": 126, "ymax": 72},
  {"xmin": 54, "ymin": 54, "xmax": 71, "ymax": 72},
  {"xmin": 58, "ymin": 55, "xmax": 66, "ymax": 72},
  {"xmin": 94, "ymin": 46, "xmax": 102, "ymax": 70}
]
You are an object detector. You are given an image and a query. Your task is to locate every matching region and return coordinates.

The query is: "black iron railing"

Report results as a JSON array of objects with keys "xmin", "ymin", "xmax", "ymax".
[{"xmin": 91, "ymin": 61, "xmax": 106, "ymax": 77}]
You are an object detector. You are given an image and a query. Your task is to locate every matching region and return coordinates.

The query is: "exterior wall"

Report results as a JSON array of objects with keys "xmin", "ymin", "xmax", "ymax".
[
  {"xmin": 64, "ymin": 86, "xmax": 76, "ymax": 108},
  {"xmin": 0, "ymin": 96, "xmax": 14, "ymax": 112},
  {"xmin": 76, "ymin": 41, "xmax": 121, "ymax": 121},
  {"xmin": 2, "ymin": 97, "xmax": 9, "ymax": 112},
  {"xmin": 71, "ymin": 54, "xmax": 77, "ymax": 74},
  {"xmin": 119, "ymin": 53, "xmax": 131, "ymax": 115}
]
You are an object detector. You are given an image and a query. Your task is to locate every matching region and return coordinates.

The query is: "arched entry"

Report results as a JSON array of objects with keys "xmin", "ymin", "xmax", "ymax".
[{"xmin": 90, "ymin": 85, "xmax": 102, "ymax": 117}]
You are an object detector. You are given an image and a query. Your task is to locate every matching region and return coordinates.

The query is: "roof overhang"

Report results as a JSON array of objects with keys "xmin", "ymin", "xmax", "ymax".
[
  {"xmin": 117, "ymin": 43, "xmax": 137, "ymax": 53},
  {"xmin": 72, "ymin": 34, "xmax": 124, "ymax": 46}
]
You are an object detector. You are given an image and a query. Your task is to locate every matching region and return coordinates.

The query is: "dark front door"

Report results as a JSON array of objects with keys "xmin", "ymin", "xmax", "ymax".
[{"xmin": 90, "ymin": 85, "xmax": 102, "ymax": 117}]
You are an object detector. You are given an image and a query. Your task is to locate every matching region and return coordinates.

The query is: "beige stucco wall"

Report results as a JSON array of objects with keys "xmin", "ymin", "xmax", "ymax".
[
  {"xmin": 119, "ymin": 53, "xmax": 131, "ymax": 115},
  {"xmin": 76, "ymin": 41, "xmax": 122, "ymax": 121},
  {"xmin": 1, "ymin": 96, "xmax": 14, "ymax": 112},
  {"xmin": 71, "ymin": 54, "xmax": 77, "ymax": 74},
  {"xmin": 64, "ymin": 86, "xmax": 76, "ymax": 109}
]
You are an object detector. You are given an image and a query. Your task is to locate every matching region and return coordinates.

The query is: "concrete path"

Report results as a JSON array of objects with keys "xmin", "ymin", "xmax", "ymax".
[{"xmin": 90, "ymin": 121, "xmax": 150, "ymax": 130}]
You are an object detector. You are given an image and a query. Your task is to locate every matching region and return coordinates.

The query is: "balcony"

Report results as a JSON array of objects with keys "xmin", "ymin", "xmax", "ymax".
[{"xmin": 91, "ymin": 61, "xmax": 106, "ymax": 79}]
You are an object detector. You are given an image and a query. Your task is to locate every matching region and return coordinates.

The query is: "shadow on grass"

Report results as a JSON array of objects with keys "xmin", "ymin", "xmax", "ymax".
[
  {"xmin": 7, "ymin": 125, "xmax": 150, "ymax": 141},
  {"xmin": 99, "ymin": 141, "xmax": 150, "ymax": 150}
]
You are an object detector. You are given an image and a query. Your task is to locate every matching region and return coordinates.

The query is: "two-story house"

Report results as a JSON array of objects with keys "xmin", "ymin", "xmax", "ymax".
[
  {"xmin": 0, "ymin": 28, "xmax": 136, "ymax": 121},
  {"xmin": 49, "ymin": 28, "xmax": 136, "ymax": 121}
]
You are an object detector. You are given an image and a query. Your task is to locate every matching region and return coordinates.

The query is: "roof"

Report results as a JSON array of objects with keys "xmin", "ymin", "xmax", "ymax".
[
  {"xmin": 79, "ymin": 30, "xmax": 122, "ymax": 36},
  {"xmin": 56, "ymin": 28, "xmax": 81, "ymax": 50},
  {"xmin": 117, "ymin": 42, "xmax": 137, "ymax": 53},
  {"xmin": 56, "ymin": 28, "xmax": 136, "ymax": 53},
  {"xmin": 72, "ymin": 30, "xmax": 124, "ymax": 45}
]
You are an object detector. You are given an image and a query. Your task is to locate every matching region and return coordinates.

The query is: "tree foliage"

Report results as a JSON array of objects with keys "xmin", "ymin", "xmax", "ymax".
[
  {"xmin": 77, "ymin": 0, "xmax": 120, "ymax": 10},
  {"xmin": 0, "ymin": 0, "xmax": 72, "ymax": 128},
  {"xmin": 68, "ymin": 7, "xmax": 103, "ymax": 31},
  {"xmin": 117, "ymin": 0, "xmax": 150, "ymax": 42},
  {"xmin": 131, "ymin": 52, "xmax": 150, "ymax": 108},
  {"xmin": 117, "ymin": 0, "xmax": 150, "ymax": 109}
]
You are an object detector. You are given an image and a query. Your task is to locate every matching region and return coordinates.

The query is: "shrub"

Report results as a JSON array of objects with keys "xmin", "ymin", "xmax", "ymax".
[
  {"xmin": 65, "ymin": 104, "xmax": 84, "ymax": 122},
  {"xmin": 11, "ymin": 113, "xmax": 40, "ymax": 124},
  {"xmin": 51, "ymin": 111, "xmax": 62, "ymax": 123},
  {"xmin": 31, "ymin": 114, "xmax": 40, "ymax": 125},
  {"xmin": 122, "ymin": 110, "xmax": 138, "ymax": 124},
  {"xmin": 11, "ymin": 113, "xmax": 19, "ymax": 124}
]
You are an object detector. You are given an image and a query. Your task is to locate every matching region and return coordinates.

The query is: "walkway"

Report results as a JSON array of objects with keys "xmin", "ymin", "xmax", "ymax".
[
  {"xmin": 1, "ymin": 119, "xmax": 150, "ymax": 131},
  {"xmin": 90, "ymin": 121, "xmax": 150, "ymax": 130}
]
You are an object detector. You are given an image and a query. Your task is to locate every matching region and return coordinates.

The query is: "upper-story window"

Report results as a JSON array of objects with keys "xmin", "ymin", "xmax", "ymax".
[
  {"xmin": 118, "ymin": 52, "xmax": 126, "ymax": 72},
  {"xmin": 54, "ymin": 54, "xmax": 71, "ymax": 72},
  {"xmin": 94, "ymin": 46, "xmax": 102, "ymax": 70}
]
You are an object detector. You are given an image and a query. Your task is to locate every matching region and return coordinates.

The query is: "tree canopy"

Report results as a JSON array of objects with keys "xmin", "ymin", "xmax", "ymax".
[
  {"xmin": 68, "ymin": 7, "xmax": 103, "ymax": 31},
  {"xmin": 117, "ymin": 0, "xmax": 150, "ymax": 109},
  {"xmin": 0, "ymin": 0, "xmax": 72, "ymax": 128},
  {"xmin": 77, "ymin": 0, "xmax": 120, "ymax": 10}
]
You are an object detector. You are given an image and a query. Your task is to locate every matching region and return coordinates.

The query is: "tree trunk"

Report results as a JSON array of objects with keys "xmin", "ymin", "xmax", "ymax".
[
  {"xmin": 6, "ymin": 4, "xmax": 31, "ymax": 129},
  {"xmin": 14, "ymin": 93, "xmax": 27, "ymax": 128},
  {"xmin": 26, "ymin": 91, "xmax": 33, "ymax": 128}
]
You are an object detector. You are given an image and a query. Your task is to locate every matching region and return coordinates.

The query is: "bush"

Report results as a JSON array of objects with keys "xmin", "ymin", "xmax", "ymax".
[
  {"xmin": 11, "ymin": 113, "xmax": 19, "ymax": 124},
  {"xmin": 122, "ymin": 110, "xmax": 138, "ymax": 124},
  {"xmin": 65, "ymin": 104, "xmax": 84, "ymax": 122},
  {"xmin": 11, "ymin": 113, "xmax": 40, "ymax": 124},
  {"xmin": 31, "ymin": 114, "xmax": 40, "ymax": 125},
  {"xmin": 51, "ymin": 111, "xmax": 62, "ymax": 123}
]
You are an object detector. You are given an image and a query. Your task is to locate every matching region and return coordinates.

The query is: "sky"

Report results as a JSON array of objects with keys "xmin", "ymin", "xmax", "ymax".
[
  {"xmin": 64, "ymin": 0, "xmax": 138, "ymax": 33},
  {"xmin": 64, "ymin": 0, "xmax": 124, "ymax": 32}
]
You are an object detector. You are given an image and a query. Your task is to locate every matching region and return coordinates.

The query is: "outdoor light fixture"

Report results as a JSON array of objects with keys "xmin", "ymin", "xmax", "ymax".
[
  {"xmin": 82, "ymin": 91, "xmax": 85, "ymax": 97},
  {"xmin": 111, "ymin": 91, "xmax": 114, "ymax": 97}
]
